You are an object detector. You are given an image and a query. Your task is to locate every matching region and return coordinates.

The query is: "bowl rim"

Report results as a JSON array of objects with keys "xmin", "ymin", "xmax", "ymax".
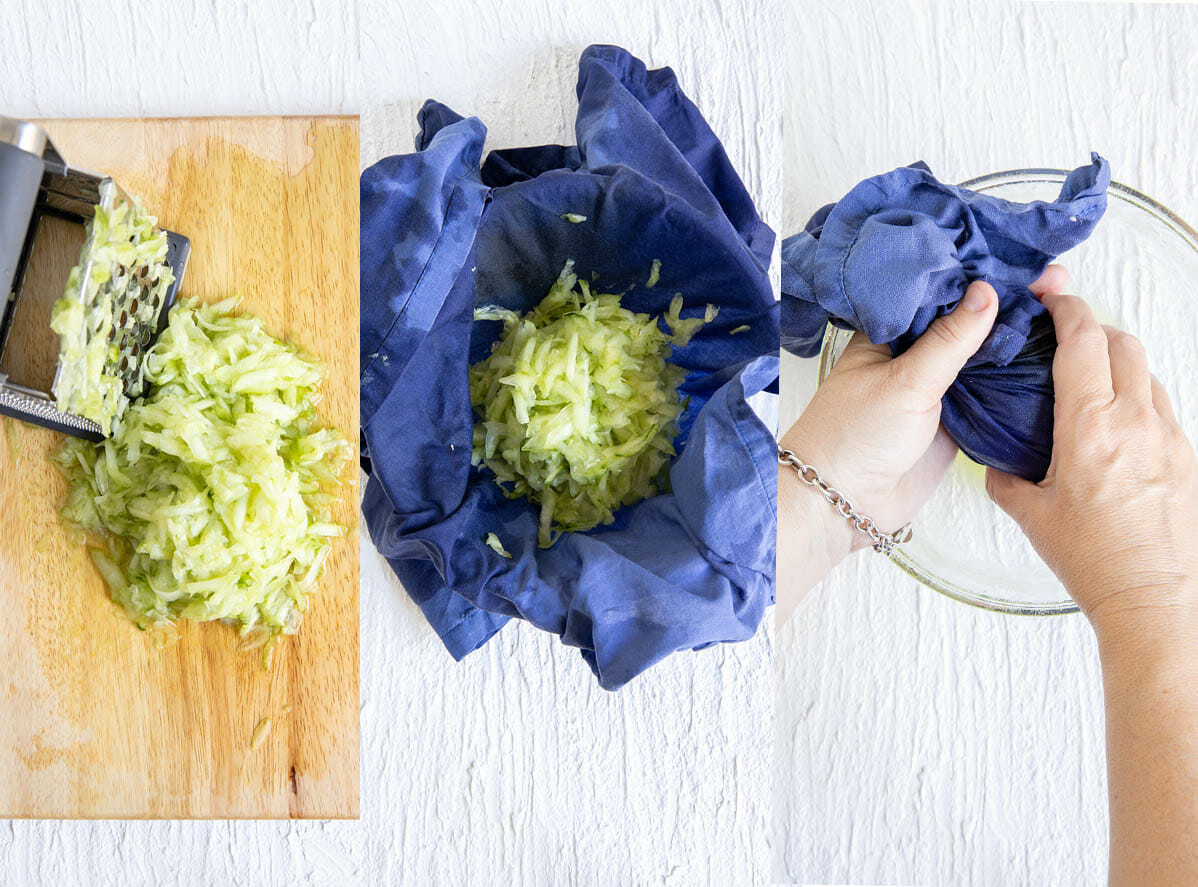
[
  {"xmin": 816, "ymin": 167, "xmax": 1198, "ymax": 616},
  {"xmin": 962, "ymin": 167, "xmax": 1198, "ymax": 253}
]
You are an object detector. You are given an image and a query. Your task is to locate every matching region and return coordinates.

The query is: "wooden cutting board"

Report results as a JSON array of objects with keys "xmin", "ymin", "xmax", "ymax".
[{"xmin": 0, "ymin": 118, "xmax": 359, "ymax": 818}]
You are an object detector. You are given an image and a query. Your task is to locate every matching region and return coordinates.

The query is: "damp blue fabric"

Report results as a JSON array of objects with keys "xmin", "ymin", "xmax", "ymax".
[
  {"xmin": 360, "ymin": 45, "xmax": 778, "ymax": 689},
  {"xmin": 781, "ymin": 155, "xmax": 1110, "ymax": 480}
]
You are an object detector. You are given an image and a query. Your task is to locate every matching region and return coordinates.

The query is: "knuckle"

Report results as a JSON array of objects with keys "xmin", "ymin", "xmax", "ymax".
[
  {"xmin": 884, "ymin": 356, "xmax": 917, "ymax": 392},
  {"xmin": 885, "ymin": 370, "xmax": 934, "ymax": 412},
  {"xmin": 1130, "ymin": 401, "xmax": 1157, "ymax": 425},
  {"xmin": 1056, "ymin": 321, "xmax": 1084, "ymax": 346},
  {"xmin": 922, "ymin": 317, "xmax": 962, "ymax": 349},
  {"xmin": 1111, "ymin": 329, "xmax": 1145, "ymax": 353},
  {"xmin": 1071, "ymin": 387, "xmax": 1115, "ymax": 416},
  {"xmin": 1045, "ymin": 291, "xmax": 1082, "ymax": 317}
]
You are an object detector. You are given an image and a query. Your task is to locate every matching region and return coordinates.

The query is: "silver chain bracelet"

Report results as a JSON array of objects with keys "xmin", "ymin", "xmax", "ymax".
[{"xmin": 778, "ymin": 446, "xmax": 913, "ymax": 555}]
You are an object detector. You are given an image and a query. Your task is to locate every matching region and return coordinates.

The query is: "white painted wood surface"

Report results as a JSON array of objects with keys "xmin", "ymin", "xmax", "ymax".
[
  {"xmin": 776, "ymin": 1, "xmax": 1198, "ymax": 884},
  {"xmin": 0, "ymin": 0, "xmax": 358, "ymax": 118},
  {"xmin": 361, "ymin": 1, "xmax": 779, "ymax": 884}
]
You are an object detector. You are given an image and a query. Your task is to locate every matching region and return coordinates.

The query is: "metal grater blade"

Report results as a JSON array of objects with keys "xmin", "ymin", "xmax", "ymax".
[
  {"xmin": 0, "ymin": 382, "xmax": 104, "ymax": 437},
  {"xmin": 49, "ymin": 180, "xmax": 188, "ymax": 435}
]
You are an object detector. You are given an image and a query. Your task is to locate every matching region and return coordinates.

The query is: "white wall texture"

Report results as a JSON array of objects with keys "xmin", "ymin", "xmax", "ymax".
[
  {"xmin": 776, "ymin": 1, "xmax": 1198, "ymax": 885},
  {"xmin": 0, "ymin": 0, "xmax": 359, "ymax": 118}
]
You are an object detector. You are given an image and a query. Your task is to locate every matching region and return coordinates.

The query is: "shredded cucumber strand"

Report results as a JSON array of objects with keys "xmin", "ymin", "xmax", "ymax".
[
  {"xmin": 470, "ymin": 261, "xmax": 714, "ymax": 547},
  {"xmin": 51, "ymin": 185, "xmax": 175, "ymax": 434}
]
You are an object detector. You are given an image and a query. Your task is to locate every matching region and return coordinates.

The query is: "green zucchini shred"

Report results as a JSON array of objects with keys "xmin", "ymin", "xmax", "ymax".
[
  {"xmin": 55, "ymin": 297, "xmax": 351, "ymax": 652},
  {"xmin": 470, "ymin": 261, "xmax": 714, "ymax": 548},
  {"xmin": 646, "ymin": 259, "xmax": 661, "ymax": 288},
  {"xmin": 484, "ymin": 532, "xmax": 512, "ymax": 558},
  {"xmin": 50, "ymin": 185, "xmax": 174, "ymax": 434}
]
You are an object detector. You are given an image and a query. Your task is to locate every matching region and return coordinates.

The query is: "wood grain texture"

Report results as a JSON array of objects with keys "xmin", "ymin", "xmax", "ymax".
[
  {"xmin": 0, "ymin": 117, "xmax": 360, "ymax": 819},
  {"xmin": 776, "ymin": 2, "xmax": 1198, "ymax": 884}
]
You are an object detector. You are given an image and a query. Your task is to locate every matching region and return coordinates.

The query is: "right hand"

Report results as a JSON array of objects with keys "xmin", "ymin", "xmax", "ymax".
[{"xmin": 985, "ymin": 276, "xmax": 1198, "ymax": 638}]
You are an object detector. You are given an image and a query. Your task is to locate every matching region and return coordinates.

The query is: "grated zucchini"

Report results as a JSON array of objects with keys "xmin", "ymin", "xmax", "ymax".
[
  {"xmin": 55, "ymin": 297, "xmax": 351, "ymax": 653},
  {"xmin": 470, "ymin": 261, "xmax": 713, "ymax": 547},
  {"xmin": 484, "ymin": 532, "xmax": 512, "ymax": 558},
  {"xmin": 50, "ymin": 184, "xmax": 174, "ymax": 434}
]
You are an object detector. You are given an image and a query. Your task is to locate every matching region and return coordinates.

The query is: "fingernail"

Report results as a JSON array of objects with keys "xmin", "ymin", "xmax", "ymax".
[{"xmin": 962, "ymin": 284, "xmax": 991, "ymax": 312}]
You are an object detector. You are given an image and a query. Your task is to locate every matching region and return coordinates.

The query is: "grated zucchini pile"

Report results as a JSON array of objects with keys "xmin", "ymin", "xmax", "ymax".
[
  {"xmin": 55, "ymin": 297, "xmax": 351, "ymax": 654},
  {"xmin": 470, "ymin": 261, "xmax": 714, "ymax": 547}
]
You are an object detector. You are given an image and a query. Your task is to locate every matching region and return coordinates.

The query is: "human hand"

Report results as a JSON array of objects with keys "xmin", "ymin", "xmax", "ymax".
[
  {"xmin": 782, "ymin": 275, "xmax": 1010, "ymax": 559},
  {"xmin": 982, "ymin": 272, "xmax": 1198, "ymax": 887},
  {"xmin": 777, "ymin": 273, "xmax": 1073, "ymax": 627},
  {"xmin": 985, "ymin": 281, "xmax": 1198, "ymax": 640},
  {"xmin": 776, "ymin": 267, "xmax": 1070, "ymax": 626}
]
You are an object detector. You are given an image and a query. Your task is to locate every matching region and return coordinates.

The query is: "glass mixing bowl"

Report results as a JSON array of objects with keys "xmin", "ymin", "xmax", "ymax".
[{"xmin": 817, "ymin": 169, "xmax": 1198, "ymax": 615}]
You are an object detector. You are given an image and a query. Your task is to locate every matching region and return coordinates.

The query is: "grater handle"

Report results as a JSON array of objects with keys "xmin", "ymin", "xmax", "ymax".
[{"xmin": 0, "ymin": 141, "xmax": 44, "ymax": 303}]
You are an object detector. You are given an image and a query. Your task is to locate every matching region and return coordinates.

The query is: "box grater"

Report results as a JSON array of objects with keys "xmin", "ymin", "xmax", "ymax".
[{"xmin": 0, "ymin": 115, "xmax": 189, "ymax": 440}]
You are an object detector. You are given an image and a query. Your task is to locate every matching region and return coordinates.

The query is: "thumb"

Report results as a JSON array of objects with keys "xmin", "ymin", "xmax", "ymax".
[
  {"xmin": 893, "ymin": 281, "xmax": 999, "ymax": 401},
  {"xmin": 985, "ymin": 466, "xmax": 1040, "ymax": 523}
]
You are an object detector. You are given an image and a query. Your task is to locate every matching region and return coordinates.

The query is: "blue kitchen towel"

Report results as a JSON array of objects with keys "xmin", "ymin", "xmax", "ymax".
[
  {"xmin": 781, "ymin": 155, "xmax": 1110, "ymax": 480},
  {"xmin": 360, "ymin": 45, "xmax": 778, "ymax": 689}
]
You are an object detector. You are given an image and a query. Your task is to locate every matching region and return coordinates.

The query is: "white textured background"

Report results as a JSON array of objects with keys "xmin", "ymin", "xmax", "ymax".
[
  {"xmin": 361, "ymin": 0, "xmax": 780, "ymax": 884},
  {"xmin": 776, "ymin": 1, "xmax": 1198, "ymax": 885},
  {"xmin": 0, "ymin": 0, "xmax": 359, "ymax": 117}
]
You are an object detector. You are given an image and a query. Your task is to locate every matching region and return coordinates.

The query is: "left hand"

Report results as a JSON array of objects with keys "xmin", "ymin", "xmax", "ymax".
[{"xmin": 776, "ymin": 266, "xmax": 1069, "ymax": 625}]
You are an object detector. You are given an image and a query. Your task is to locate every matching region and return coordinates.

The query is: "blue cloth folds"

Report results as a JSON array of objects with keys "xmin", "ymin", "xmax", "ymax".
[
  {"xmin": 360, "ymin": 45, "xmax": 778, "ymax": 689},
  {"xmin": 781, "ymin": 155, "xmax": 1110, "ymax": 480}
]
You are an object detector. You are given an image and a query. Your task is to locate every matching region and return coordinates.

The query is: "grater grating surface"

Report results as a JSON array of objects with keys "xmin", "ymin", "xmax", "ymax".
[
  {"xmin": 0, "ymin": 383, "xmax": 101, "ymax": 436},
  {"xmin": 50, "ymin": 180, "xmax": 178, "ymax": 434}
]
